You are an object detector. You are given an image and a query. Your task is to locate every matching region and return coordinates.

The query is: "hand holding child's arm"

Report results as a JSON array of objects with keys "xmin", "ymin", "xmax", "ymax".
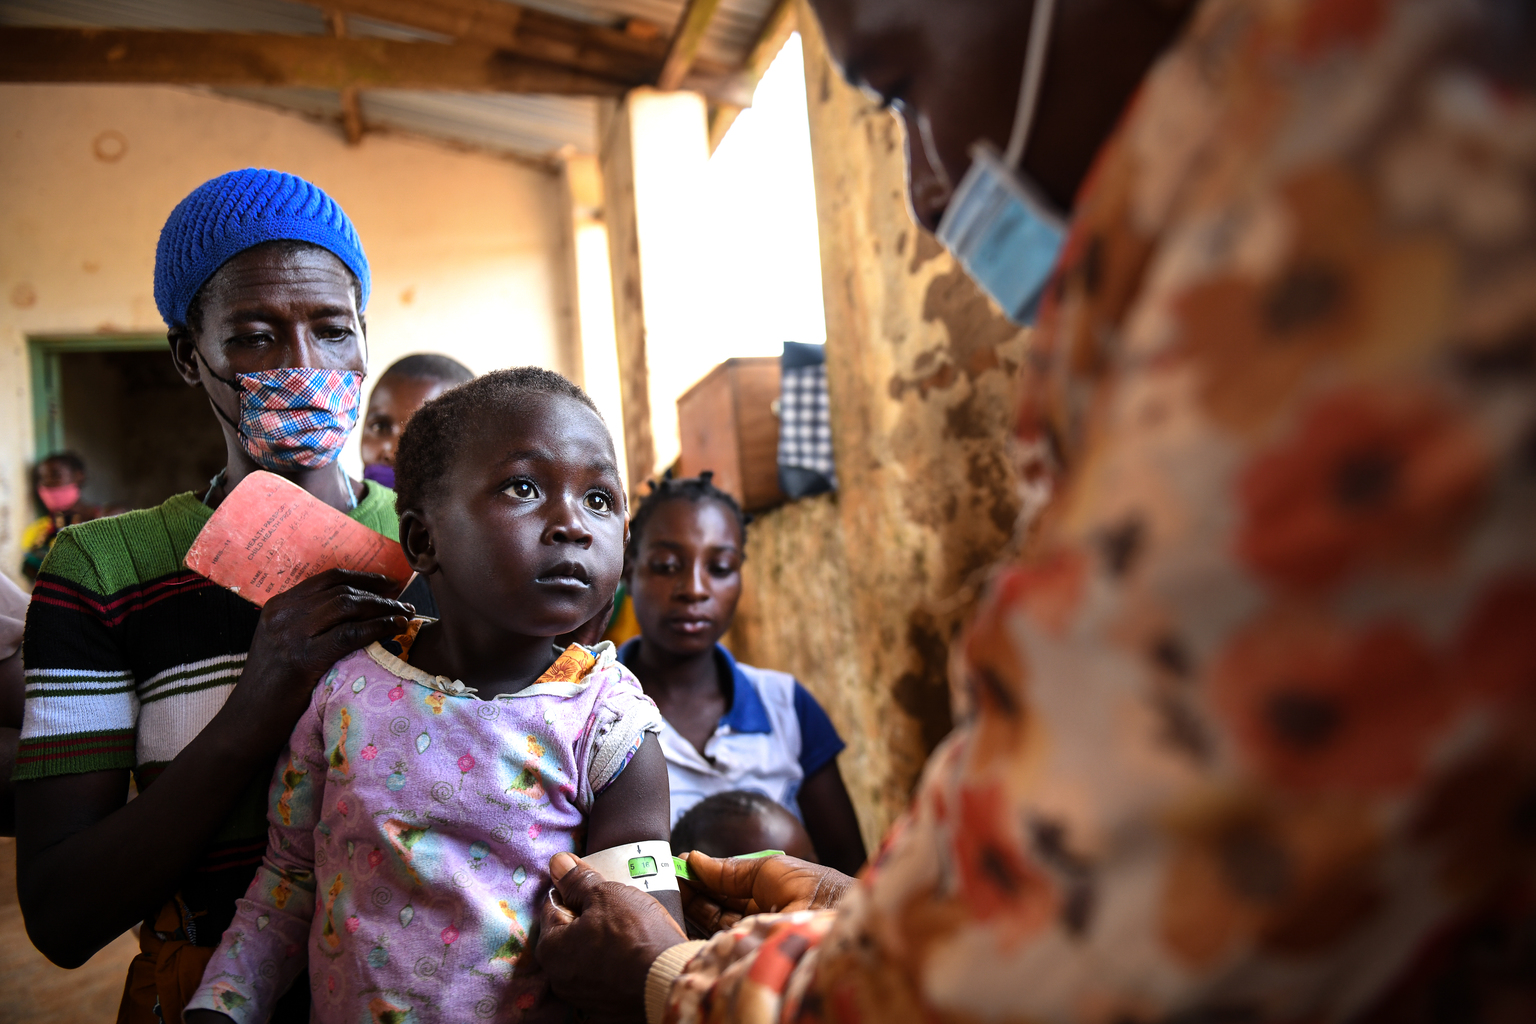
[
  {"xmin": 583, "ymin": 733, "xmax": 683, "ymax": 927},
  {"xmin": 679, "ymin": 852, "xmax": 854, "ymax": 936}
]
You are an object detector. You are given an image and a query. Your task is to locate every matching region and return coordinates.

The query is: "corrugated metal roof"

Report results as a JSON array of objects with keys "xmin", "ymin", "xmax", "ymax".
[
  {"xmin": 517, "ymin": 0, "xmax": 772, "ymax": 66},
  {"xmin": 213, "ymin": 85, "xmax": 602, "ymax": 158},
  {"xmin": 0, "ymin": 0, "xmax": 778, "ymax": 159}
]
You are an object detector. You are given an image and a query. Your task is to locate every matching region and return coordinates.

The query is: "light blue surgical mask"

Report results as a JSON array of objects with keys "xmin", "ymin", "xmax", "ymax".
[{"xmin": 935, "ymin": 0, "xmax": 1066, "ymax": 326}]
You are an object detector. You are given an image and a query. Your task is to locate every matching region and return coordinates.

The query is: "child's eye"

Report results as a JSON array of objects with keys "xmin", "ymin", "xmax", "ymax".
[
  {"xmin": 504, "ymin": 479, "xmax": 537, "ymax": 499},
  {"xmin": 585, "ymin": 490, "xmax": 614, "ymax": 514},
  {"xmin": 648, "ymin": 559, "xmax": 679, "ymax": 575},
  {"xmin": 709, "ymin": 562, "xmax": 737, "ymax": 577}
]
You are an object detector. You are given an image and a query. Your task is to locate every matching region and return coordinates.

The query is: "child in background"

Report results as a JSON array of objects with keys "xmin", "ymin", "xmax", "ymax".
[
  {"xmin": 359, "ymin": 353, "xmax": 474, "ymax": 490},
  {"xmin": 671, "ymin": 789, "xmax": 818, "ymax": 863},
  {"xmin": 618, "ymin": 472, "xmax": 867, "ymax": 876},
  {"xmin": 20, "ymin": 452, "xmax": 100, "ymax": 581},
  {"xmin": 361, "ymin": 355, "xmax": 473, "ymax": 618},
  {"xmin": 185, "ymin": 368, "xmax": 677, "ymax": 1024}
]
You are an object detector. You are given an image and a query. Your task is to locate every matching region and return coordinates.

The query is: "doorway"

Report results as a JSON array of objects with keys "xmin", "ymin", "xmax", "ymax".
[{"xmin": 29, "ymin": 335, "xmax": 228, "ymax": 512}]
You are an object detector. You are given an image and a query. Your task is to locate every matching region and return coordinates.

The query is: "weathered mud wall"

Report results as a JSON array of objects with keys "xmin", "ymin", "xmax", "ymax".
[{"xmin": 729, "ymin": 7, "xmax": 1030, "ymax": 848}]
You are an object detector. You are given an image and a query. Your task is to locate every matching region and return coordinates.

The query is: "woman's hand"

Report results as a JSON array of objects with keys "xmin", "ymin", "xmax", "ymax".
[
  {"xmin": 679, "ymin": 853, "xmax": 854, "ymax": 936},
  {"xmin": 536, "ymin": 851, "xmax": 687, "ymax": 1019},
  {"xmin": 220, "ymin": 568, "xmax": 414, "ymax": 753}
]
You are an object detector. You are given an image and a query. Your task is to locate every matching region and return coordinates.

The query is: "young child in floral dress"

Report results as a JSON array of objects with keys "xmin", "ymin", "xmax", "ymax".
[{"xmin": 185, "ymin": 368, "xmax": 678, "ymax": 1024}]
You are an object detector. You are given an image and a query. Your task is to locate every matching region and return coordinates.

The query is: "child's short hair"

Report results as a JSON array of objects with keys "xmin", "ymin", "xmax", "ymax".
[
  {"xmin": 379, "ymin": 353, "xmax": 474, "ymax": 388},
  {"xmin": 33, "ymin": 451, "xmax": 86, "ymax": 486},
  {"xmin": 671, "ymin": 790, "xmax": 782, "ymax": 857},
  {"xmin": 626, "ymin": 470, "xmax": 748, "ymax": 564},
  {"xmin": 393, "ymin": 366, "xmax": 605, "ymax": 516}
]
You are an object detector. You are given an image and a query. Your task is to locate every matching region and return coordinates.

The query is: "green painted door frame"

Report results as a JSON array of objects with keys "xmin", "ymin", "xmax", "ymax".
[{"xmin": 28, "ymin": 333, "xmax": 168, "ymax": 460}]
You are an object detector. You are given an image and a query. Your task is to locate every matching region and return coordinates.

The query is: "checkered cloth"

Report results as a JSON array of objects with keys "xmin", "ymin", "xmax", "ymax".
[
  {"xmin": 778, "ymin": 343, "xmax": 836, "ymax": 495},
  {"xmin": 236, "ymin": 367, "xmax": 363, "ymax": 470}
]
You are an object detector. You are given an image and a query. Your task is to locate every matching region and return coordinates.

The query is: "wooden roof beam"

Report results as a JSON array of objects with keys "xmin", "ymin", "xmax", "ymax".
[
  {"xmin": 707, "ymin": 0, "xmax": 797, "ymax": 150},
  {"xmin": 300, "ymin": 0, "xmax": 673, "ymax": 85},
  {"xmin": 317, "ymin": 0, "xmax": 524, "ymax": 48},
  {"xmin": 0, "ymin": 27, "xmax": 631, "ymax": 94},
  {"xmin": 656, "ymin": 0, "xmax": 724, "ymax": 91},
  {"xmin": 0, "ymin": 25, "xmax": 755, "ymax": 105}
]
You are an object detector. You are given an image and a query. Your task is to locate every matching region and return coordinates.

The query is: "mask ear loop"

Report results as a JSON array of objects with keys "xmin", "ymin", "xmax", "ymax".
[
  {"xmin": 1005, "ymin": 0, "xmax": 1060, "ymax": 171},
  {"xmin": 194, "ymin": 346, "xmax": 250, "ymax": 441},
  {"xmin": 914, "ymin": 107, "xmax": 954, "ymax": 198}
]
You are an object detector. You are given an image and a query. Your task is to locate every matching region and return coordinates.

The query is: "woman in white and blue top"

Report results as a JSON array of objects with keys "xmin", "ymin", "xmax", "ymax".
[{"xmin": 617, "ymin": 473, "xmax": 866, "ymax": 875}]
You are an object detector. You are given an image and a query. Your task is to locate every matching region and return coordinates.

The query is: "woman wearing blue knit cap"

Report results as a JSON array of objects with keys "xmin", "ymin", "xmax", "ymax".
[{"xmin": 13, "ymin": 169, "xmax": 417, "ymax": 1024}]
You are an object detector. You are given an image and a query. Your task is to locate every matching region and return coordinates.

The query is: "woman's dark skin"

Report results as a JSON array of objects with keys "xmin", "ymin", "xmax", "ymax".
[
  {"xmin": 360, "ymin": 372, "xmax": 451, "ymax": 470},
  {"xmin": 15, "ymin": 244, "xmax": 416, "ymax": 968},
  {"xmin": 534, "ymin": 0, "xmax": 1200, "ymax": 1014},
  {"xmin": 624, "ymin": 498, "xmax": 867, "ymax": 876}
]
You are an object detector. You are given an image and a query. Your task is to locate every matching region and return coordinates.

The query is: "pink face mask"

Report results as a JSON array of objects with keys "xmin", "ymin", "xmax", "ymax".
[{"xmin": 37, "ymin": 484, "xmax": 80, "ymax": 513}]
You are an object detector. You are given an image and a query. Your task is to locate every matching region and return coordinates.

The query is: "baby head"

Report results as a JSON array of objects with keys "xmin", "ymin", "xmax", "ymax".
[
  {"xmin": 361, "ymin": 353, "xmax": 475, "ymax": 488},
  {"xmin": 624, "ymin": 472, "xmax": 749, "ymax": 657},
  {"xmin": 393, "ymin": 367, "xmax": 626, "ymax": 640},
  {"xmin": 671, "ymin": 790, "xmax": 817, "ymax": 862}
]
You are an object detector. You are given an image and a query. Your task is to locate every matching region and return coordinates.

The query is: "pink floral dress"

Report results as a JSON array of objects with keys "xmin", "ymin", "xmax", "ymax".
[{"xmin": 186, "ymin": 636, "xmax": 662, "ymax": 1024}]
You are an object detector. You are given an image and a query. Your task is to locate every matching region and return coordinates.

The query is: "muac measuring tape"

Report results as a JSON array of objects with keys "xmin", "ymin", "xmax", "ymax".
[{"xmin": 584, "ymin": 843, "xmax": 785, "ymax": 892}]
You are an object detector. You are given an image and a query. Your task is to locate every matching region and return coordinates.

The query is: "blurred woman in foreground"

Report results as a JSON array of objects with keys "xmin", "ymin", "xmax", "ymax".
[{"xmin": 535, "ymin": 0, "xmax": 1536, "ymax": 1021}]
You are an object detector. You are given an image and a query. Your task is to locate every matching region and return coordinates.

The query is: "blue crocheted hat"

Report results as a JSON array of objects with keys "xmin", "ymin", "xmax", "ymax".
[{"xmin": 154, "ymin": 168, "xmax": 371, "ymax": 328}]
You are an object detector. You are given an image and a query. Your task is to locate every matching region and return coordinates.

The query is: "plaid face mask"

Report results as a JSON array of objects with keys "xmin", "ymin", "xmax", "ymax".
[{"xmin": 200, "ymin": 357, "xmax": 363, "ymax": 471}]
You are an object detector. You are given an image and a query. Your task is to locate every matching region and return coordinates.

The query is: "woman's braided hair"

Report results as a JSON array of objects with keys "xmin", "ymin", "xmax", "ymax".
[{"xmin": 624, "ymin": 470, "xmax": 749, "ymax": 564}]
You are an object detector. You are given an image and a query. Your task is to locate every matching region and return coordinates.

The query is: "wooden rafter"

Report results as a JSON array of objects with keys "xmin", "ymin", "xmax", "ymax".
[
  {"xmin": 324, "ymin": 10, "xmax": 367, "ymax": 145},
  {"xmin": 707, "ymin": 0, "xmax": 797, "ymax": 150},
  {"xmin": 301, "ymin": 0, "xmax": 750, "ymax": 97},
  {"xmin": 0, "ymin": 27, "xmax": 762, "ymax": 101},
  {"xmin": 742, "ymin": 0, "xmax": 797, "ymax": 80},
  {"xmin": 301, "ymin": 0, "xmax": 668, "ymax": 84},
  {"xmin": 318, "ymin": 0, "xmax": 525, "ymax": 48},
  {"xmin": 339, "ymin": 85, "xmax": 365, "ymax": 143},
  {"xmin": 657, "ymin": 0, "xmax": 724, "ymax": 91}
]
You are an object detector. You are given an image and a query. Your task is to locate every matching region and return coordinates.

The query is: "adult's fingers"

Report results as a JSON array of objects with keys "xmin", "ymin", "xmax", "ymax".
[
  {"xmin": 312, "ymin": 587, "xmax": 415, "ymax": 625},
  {"xmin": 548, "ymin": 851, "xmax": 605, "ymax": 914},
  {"xmin": 537, "ymin": 852, "xmax": 687, "ymax": 1019},
  {"xmin": 538, "ymin": 868, "xmax": 577, "ymax": 944},
  {"xmin": 684, "ymin": 852, "xmax": 854, "ymax": 917},
  {"xmin": 302, "ymin": 567, "xmax": 397, "ymax": 592},
  {"xmin": 681, "ymin": 889, "xmax": 742, "ymax": 937},
  {"xmin": 317, "ymin": 615, "xmax": 412, "ymax": 660},
  {"xmin": 681, "ymin": 851, "xmax": 764, "ymax": 910},
  {"xmin": 273, "ymin": 568, "xmax": 394, "ymax": 604}
]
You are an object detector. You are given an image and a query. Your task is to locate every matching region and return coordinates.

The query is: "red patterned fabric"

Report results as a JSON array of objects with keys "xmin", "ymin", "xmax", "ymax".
[{"xmin": 662, "ymin": 0, "xmax": 1536, "ymax": 1020}]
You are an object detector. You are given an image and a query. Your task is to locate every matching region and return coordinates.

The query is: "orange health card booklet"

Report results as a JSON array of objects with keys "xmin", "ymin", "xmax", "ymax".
[{"xmin": 184, "ymin": 470, "xmax": 413, "ymax": 607}]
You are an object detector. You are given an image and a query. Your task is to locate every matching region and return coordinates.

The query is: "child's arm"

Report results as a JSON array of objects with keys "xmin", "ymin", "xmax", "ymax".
[
  {"xmin": 586, "ymin": 733, "xmax": 684, "ymax": 927},
  {"xmin": 185, "ymin": 677, "xmax": 334, "ymax": 1024}
]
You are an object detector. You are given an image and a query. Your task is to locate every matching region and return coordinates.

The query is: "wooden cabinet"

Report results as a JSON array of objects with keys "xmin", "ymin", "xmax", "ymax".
[{"xmin": 676, "ymin": 357, "xmax": 785, "ymax": 513}]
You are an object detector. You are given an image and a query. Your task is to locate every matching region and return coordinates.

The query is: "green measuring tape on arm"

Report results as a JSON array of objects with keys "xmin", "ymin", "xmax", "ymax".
[{"xmin": 671, "ymin": 849, "xmax": 783, "ymax": 882}]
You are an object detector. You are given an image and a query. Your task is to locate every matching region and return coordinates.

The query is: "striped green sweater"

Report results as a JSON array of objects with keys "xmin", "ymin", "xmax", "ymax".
[{"xmin": 18, "ymin": 484, "xmax": 399, "ymax": 944}]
